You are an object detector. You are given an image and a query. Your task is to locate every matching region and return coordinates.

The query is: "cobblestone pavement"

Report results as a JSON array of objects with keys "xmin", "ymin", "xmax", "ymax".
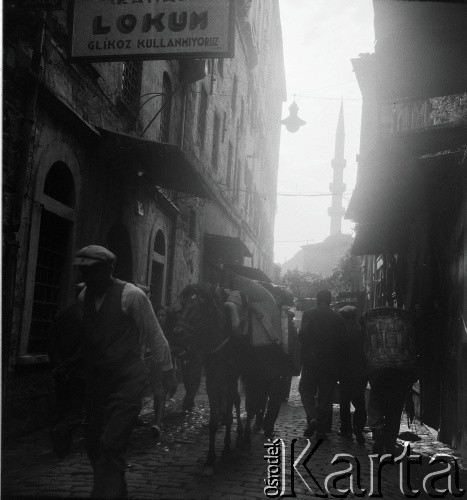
[{"xmin": 3, "ymin": 378, "xmax": 465, "ymax": 499}]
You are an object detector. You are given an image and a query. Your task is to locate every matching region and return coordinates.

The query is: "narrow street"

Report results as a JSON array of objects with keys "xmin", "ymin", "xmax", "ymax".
[{"xmin": 3, "ymin": 377, "xmax": 465, "ymax": 499}]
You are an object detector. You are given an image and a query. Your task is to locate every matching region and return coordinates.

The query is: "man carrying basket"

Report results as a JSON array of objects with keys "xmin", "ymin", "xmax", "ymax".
[{"xmin": 362, "ymin": 307, "xmax": 418, "ymax": 455}]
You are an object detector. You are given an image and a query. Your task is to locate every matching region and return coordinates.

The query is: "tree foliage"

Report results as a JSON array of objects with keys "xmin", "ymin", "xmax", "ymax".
[
  {"xmin": 430, "ymin": 93, "xmax": 467, "ymax": 125},
  {"xmin": 279, "ymin": 250, "xmax": 363, "ymax": 299}
]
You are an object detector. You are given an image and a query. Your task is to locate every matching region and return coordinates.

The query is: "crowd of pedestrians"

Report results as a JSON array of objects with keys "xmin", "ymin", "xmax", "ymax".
[
  {"xmin": 299, "ymin": 289, "xmax": 416, "ymax": 455},
  {"xmin": 49, "ymin": 244, "xmax": 416, "ymax": 498}
]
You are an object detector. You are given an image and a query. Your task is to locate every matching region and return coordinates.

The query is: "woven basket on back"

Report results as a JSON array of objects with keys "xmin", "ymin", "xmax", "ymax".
[{"xmin": 362, "ymin": 307, "xmax": 416, "ymax": 371}]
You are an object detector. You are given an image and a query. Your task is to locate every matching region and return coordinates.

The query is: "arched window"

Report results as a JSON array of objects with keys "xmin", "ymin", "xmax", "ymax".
[
  {"xmin": 160, "ymin": 72, "xmax": 172, "ymax": 143},
  {"xmin": 43, "ymin": 162, "xmax": 75, "ymax": 207},
  {"xmin": 154, "ymin": 229, "xmax": 166, "ymax": 255},
  {"xmin": 120, "ymin": 60, "xmax": 142, "ymax": 115},
  {"xmin": 107, "ymin": 222, "xmax": 133, "ymax": 282},
  {"xmin": 28, "ymin": 162, "xmax": 76, "ymax": 354}
]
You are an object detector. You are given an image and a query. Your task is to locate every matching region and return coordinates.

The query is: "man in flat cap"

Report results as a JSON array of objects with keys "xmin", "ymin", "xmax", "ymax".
[{"xmin": 74, "ymin": 245, "xmax": 175, "ymax": 498}]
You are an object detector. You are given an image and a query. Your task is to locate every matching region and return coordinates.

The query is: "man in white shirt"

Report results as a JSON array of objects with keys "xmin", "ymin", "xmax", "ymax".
[{"xmin": 74, "ymin": 245, "xmax": 174, "ymax": 498}]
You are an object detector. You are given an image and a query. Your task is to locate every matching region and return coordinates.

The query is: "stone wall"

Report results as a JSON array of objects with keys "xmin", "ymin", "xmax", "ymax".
[{"xmin": 2, "ymin": 0, "xmax": 285, "ymax": 437}]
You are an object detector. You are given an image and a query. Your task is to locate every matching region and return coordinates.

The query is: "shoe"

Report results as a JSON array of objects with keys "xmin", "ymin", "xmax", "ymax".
[
  {"xmin": 385, "ymin": 441, "xmax": 403, "ymax": 456},
  {"xmin": 134, "ymin": 417, "xmax": 146, "ymax": 427},
  {"xmin": 316, "ymin": 432, "xmax": 328, "ymax": 441},
  {"xmin": 182, "ymin": 398, "xmax": 195, "ymax": 412},
  {"xmin": 304, "ymin": 422, "xmax": 317, "ymax": 438},
  {"xmin": 264, "ymin": 429, "xmax": 275, "ymax": 439},
  {"xmin": 355, "ymin": 433, "xmax": 365, "ymax": 444},
  {"xmin": 372, "ymin": 429, "xmax": 384, "ymax": 454},
  {"xmin": 254, "ymin": 413, "xmax": 264, "ymax": 433},
  {"xmin": 152, "ymin": 425, "xmax": 161, "ymax": 441}
]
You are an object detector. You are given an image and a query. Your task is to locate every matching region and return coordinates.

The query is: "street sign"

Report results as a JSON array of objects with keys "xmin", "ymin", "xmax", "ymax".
[{"xmin": 69, "ymin": 0, "xmax": 235, "ymax": 62}]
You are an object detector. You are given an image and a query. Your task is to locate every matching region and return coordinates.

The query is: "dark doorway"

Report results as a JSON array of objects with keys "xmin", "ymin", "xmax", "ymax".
[
  {"xmin": 150, "ymin": 262, "xmax": 164, "ymax": 311},
  {"xmin": 107, "ymin": 222, "xmax": 133, "ymax": 282}
]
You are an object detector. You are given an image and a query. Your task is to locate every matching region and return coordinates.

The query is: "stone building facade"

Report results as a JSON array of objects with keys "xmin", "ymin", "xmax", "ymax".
[
  {"xmin": 2, "ymin": 0, "xmax": 285, "ymax": 435},
  {"xmin": 347, "ymin": 1, "xmax": 467, "ymax": 455}
]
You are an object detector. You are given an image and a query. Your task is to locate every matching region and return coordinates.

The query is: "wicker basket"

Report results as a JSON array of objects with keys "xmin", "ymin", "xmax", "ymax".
[{"xmin": 361, "ymin": 307, "xmax": 416, "ymax": 371}]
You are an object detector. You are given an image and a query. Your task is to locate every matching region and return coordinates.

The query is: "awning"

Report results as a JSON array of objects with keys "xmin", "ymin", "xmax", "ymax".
[
  {"xmin": 346, "ymin": 124, "xmax": 467, "ymax": 223},
  {"xmin": 204, "ymin": 234, "xmax": 252, "ymax": 260},
  {"xmin": 349, "ymin": 131, "xmax": 467, "ymax": 256},
  {"xmin": 351, "ymin": 222, "xmax": 402, "ymax": 256},
  {"xmin": 225, "ymin": 264, "xmax": 271, "ymax": 284},
  {"xmin": 97, "ymin": 128, "xmax": 212, "ymax": 200}
]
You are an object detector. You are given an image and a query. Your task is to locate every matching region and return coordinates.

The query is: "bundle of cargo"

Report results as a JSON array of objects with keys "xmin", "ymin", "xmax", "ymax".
[{"xmin": 361, "ymin": 307, "xmax": 417, "ymax": 372}]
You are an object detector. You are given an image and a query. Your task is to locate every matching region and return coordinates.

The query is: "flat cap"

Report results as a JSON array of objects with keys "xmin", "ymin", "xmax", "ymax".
[{"xmin": 74, "ymin": 245, "xmax": 116, "ymax": 266}]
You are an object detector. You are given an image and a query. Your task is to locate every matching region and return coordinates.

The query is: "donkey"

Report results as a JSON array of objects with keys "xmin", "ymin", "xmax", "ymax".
[{"xmin": 172, "ymin": 283, "xmax": 248, "ymax": 476}]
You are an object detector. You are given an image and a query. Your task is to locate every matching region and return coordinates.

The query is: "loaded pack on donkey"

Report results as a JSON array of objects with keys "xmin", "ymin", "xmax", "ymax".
[{"xmin": 171, "ymin": 266, "xmax": 297, "ymax": 476}]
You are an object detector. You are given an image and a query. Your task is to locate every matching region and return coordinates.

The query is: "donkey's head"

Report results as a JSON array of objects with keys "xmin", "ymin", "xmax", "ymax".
[{"xmin": 172, "ymin": 283, "xmax": 229, "ymax": 355}]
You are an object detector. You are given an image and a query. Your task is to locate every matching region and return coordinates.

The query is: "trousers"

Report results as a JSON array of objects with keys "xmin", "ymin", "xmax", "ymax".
[
  {"xmin": 247, "ymin": 375, "xmax": 285, "ymax": 434},
  {"xmin": 181, "ymin": 348, "xmax": 204, "ymax": 411},
  {"xmin": 85, "ymin": 373, "xmax": 144, "ymax": 498},
  {"xmin": 368, "ymin": 372, "xmax": 408, "ymax": 453},
  {"xmin": 339, "ymin": 377, "xmax": 367, "ymax": 435},
  {"xmin": 299, "ymin": 368, "xmax": 336, "ymax": 433},
  {"xmin": 52, "ymin": 373, "xmax": 85, "ymax": 457}
]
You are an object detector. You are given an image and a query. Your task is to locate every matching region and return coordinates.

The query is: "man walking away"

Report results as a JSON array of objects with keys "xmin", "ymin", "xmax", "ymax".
[
  {"xmin": 222, "ymin": 270, "xmax": 287, "ymax": 439},
  {"xmin": 74, "ymin": 245, "xmax": 175, "ymax": 498},
  {"xmin": 299, "ymin": 290, "xmax": 345, "ymax": 440},
  {"xmin": 361, "ymin": 307, "xmax": 417, "ymax": 455},
  {"xmin": 337, "ymin": 306, "xmax": 367, "ymax": 444},
  {"xmin": 367, "ymin": 368, "xmax": 416, "ymax": 454}
]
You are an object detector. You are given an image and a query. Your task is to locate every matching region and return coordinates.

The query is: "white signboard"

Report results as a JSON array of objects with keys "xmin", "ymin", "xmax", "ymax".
[{"xmin": 69, "ymin": 0, "xmax": 235, "ymax": 62}]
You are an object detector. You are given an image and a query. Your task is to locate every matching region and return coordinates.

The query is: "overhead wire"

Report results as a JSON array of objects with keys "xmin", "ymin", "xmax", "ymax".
[
  {"xmin": 188, "ymin": 88, "xmax": 362, "ymax": 102},
  {"xmin": 216, "ymin": 183, "xmax": 354, "ymax": 200}
]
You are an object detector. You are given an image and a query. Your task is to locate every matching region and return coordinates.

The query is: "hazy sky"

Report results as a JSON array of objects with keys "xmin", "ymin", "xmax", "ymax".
[{"xmin": 274, "ymin": 0, "xmax": 375, "ymax": 264}]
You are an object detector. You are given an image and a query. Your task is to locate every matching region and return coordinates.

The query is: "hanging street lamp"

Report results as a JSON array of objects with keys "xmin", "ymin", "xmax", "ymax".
[{"xmin": 281, "ymin": 99, "xmax": 306, "ymax": 133}]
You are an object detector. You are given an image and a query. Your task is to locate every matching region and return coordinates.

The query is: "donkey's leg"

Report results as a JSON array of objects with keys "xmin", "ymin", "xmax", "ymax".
[
  {"xmin": 204, "ymin": 405, "xmax": 219, "ymax": 475},
  {"xmin": 222, "ymin": 399, "xmax": 234, "ymax": 456},
  {"xmin": 182, "ymin": 350, "xmax": 203, "ymax": 412},
  {"xmin": 232, "ymin": 374, "xmax": 244, "ymax": 447},
  {"xmin": 234, "ymin": 388, "xmax": 244, "ymax": 447},
  {"xmin": 203, "ymin": 361, "xmax": 219, "ymax": 476},
  {"xmin": 242, "ymin": 376, "xmax": 255, "ymax": 450},
  {"xmin": 243, "ymin": 413, "xmax": 254, "ymax": 450},
  {"xmin": 223, "ymin": 362, "xmax": 242, "ymax": 455}
]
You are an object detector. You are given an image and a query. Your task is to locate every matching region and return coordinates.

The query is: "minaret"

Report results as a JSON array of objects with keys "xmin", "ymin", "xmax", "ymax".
[{"xmin": 328, "ymin": 99, "xmax": 346, "ymax": 235}]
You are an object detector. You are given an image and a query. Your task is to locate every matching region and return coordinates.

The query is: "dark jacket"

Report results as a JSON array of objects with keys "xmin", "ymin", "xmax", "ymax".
[
  {"xmin": 337, "ymin": 319, "xmax": 367, "ymax": 380},
  {"xmin": 81, "ymin": 280, "xmax": 146, "ymax": 393},
  {"xmin": 299, "ymin": 305, "xmax": 346, "ymax": 374}
]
